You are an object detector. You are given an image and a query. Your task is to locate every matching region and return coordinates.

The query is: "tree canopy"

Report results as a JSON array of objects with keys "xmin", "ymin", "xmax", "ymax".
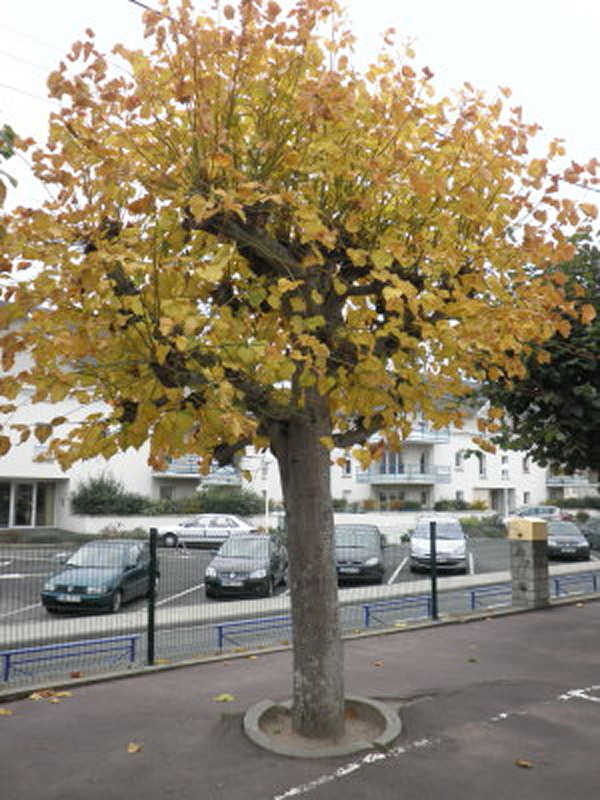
[
  {"xmin": 0, "ymin": 0, "xmax": 596, "ymax": 469},
  {"xmin": 481, "ymin": 231, "xmax": 600, "ymax": 473}
]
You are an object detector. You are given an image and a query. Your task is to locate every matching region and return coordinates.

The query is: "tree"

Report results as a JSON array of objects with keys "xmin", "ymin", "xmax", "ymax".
[
  {"xmin": 0, "ymin": 0, "xmax": 597, "ymax": 740},
  {"xmin": 0, "ymin": 124, "xmax": 18, "ymax": 207},
  {"xmin": 481, "ymin": 232, "xmax": 600, "ymax": 472}
]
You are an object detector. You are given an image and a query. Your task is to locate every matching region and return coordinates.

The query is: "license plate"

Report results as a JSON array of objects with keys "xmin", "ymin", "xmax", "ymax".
[
  {"xmin": 221, "ymin": 579, "xmax": 243, "ymax": 587},
  {"xmin": 57, "ymin": 594, "xmax": 81, "ymax": 603},
  {"xmin": 340, "ymin": 567, "xmax": 360, "ymax": 574}
]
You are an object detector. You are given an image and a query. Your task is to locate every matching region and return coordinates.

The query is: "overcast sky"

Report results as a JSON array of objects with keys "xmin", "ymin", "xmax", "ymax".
[{"xmin": 1, "ymin": 0, "xmax": 598, "ymax": 208}]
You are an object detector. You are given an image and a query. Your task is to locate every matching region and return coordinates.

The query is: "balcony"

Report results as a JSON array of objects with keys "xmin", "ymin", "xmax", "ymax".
[
  {"xmin": 547, "ymin": 471, "xmax": 594, "ymax": 487},
  {"xmin": 356, "ymin": 464, "xmax": 451, "ymax": 485},
  {"xmin": 153, "ymin": 457, "xmax": 242, "ymax": 486},
  {"xmin": 404, "ymin": 424, "xmax": 450, "ymax": 444}
]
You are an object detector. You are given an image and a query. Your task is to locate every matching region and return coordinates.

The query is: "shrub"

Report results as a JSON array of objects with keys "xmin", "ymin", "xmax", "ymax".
[
  {"xmin": 196, "ymin": 486, "xmax": 264, "ymax": 515},
  {"xmin": 71, "ymin": 475, "xmax": 147, "ymax": 515},
  {"xmin": 434, "ymin": 498, "xmax": 469, "ymax": 512}
]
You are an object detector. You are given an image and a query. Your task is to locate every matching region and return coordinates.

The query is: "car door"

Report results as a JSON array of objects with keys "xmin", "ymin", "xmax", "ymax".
[{"xmin": 120, "ymin": 544, "xmax": 148, "ymax": 601}]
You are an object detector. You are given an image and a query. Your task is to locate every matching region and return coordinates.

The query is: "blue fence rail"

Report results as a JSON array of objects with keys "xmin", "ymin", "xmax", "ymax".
[
  {"xmin": 469, "ymin": 584, "xmax": 512, "ymax": 611},
  {"xmin": 215, "ymin": 615, "xmax": 292, "ymax": 650},
  {"xmin": 553, "ymin": 573, "xmax": 598, "ymax": 597},
  {"xmin": 362, "ymin": 596, "xmax": 432, "ymax": 627},
  {"xmin": 1, "ymin": 634, "xmax": 140, "ymax": 683}
]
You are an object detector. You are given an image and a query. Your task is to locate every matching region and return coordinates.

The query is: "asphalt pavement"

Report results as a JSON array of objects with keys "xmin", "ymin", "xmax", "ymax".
[{"xmin": 2, "ymin": 598, "xmax": 600, "ymax": 800}]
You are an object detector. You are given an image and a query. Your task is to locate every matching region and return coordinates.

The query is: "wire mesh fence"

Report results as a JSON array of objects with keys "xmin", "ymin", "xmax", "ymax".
[{"xmin": 1, "ymin": 529, "xmax": 599, "ymax": 688}]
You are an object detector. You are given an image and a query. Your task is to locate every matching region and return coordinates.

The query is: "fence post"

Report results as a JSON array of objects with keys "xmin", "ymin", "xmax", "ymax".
[
  {"xmin": 147, "ymin": 527, "xmax": 158, "ymax": 666},
  {"xmin": 429, "ymin": 520, "xmax": 438, "ymax": 620},
  {"xmin": 508, "ymin": 517, "xmax": 549, "ymax": 609}
]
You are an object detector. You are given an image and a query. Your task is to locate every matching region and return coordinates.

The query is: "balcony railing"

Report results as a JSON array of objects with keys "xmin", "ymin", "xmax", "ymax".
[
  {"xmin": 356, "ymin": 464, "xmax": 451, "ymax": 485},
  {"xmin": 154, "ymin": 457, "xmax": 242, "ymax": 486},
  {"xmin": 547, "ymin": 472, "xmax": 592, "ymax": 487},
  {"xmin": 404, "ymin": 425, "xmax": 450, "ymax": 444}
]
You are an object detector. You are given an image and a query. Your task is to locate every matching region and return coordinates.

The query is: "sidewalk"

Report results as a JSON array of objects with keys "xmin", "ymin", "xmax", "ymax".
[{"xmin": 2, "ymin": 600, "xmax": 600, "ymax": 800}]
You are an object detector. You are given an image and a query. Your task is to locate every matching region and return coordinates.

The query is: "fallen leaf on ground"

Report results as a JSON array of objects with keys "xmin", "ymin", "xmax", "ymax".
[
  {"xmin": 372, "ymin": 661, "xmax": 384, "ymax": 667},
  {"xmin": 127, "ymin": 742, "xmax": 143, "ymax": 754},
  {"xmin": 515, "ymin": 758, "xmax": 533, "ymax": 769},
  {"xmin": 29, "ymin": 690, "xmax": 72, "ymax": 703},
  {"xmin": 213, "ymin": 693, "xmax": 235, "ymax": 703},
  {"xmin": 0, "ymin": 708, "xmax": 13, "ymax": 716},
  {"xmin": 468, "ymin": 657, "xmax": 479, "ymax": 663},
  {"xmin": 576, "ymin": 603, "xmax": 585, "ymax": 608},
  {"xmin": 247, "ymin": 655, "xmax": 258, "ymax": 660}
]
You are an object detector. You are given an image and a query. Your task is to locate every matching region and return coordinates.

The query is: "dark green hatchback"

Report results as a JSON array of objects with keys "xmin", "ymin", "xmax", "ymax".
[{"xmin": 41, "ymin": 539, "xmax": 157, "ymax": 614}]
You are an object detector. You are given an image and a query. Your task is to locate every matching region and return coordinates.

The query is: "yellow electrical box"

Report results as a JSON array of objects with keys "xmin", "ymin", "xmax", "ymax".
[{"xmin": 507, "ymin": 517, "xmax": 548, "ymax": 541}]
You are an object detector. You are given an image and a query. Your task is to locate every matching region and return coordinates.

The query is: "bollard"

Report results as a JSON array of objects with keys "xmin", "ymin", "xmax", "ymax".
[{"xmin": 507, "ymin": 517, "xmax": 549, "ymax": 609}]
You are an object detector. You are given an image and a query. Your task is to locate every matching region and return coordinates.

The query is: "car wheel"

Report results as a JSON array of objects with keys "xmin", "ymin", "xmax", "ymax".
[
  {"xmin": 110, "ymin": 589, "xmax": 123, "ymax": 613},
  {"xmin": 205, "ymin": 587, "xmax": 217, "ymax": 599},
  {"xmin": 163, "ymin": 533, "xmax": 178, "ymax": 548}
]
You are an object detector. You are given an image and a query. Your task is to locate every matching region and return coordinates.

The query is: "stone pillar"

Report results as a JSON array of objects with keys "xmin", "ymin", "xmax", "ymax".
[{"xmin": 508, "ymin": 517, "xmax": 549, "ymax": 609}]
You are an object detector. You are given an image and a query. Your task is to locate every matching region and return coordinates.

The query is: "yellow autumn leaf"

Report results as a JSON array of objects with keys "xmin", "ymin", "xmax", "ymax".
[
  {"xmin": 580, "ymin": 304, "xmax": 596, "ymax": 324},
  {"xmin": 213, "ymin": 693, "xmax": 236, "ymax": 702},
  {"xmin": 580, "ymin": 202, "xmax": 598, "ymax": 219},
  {"xmin": 127, "ymin": 742, "xmax": 143, "ymax": 754},
  {"xmin": 0, "ymin": 708, "xmax": 13, "ymax": 716}
]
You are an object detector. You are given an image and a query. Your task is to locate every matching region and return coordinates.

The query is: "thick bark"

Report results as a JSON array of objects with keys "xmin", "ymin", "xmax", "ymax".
[{"xmin": 269, "ymin": 388, "xmax": 345, "ymax": 740}]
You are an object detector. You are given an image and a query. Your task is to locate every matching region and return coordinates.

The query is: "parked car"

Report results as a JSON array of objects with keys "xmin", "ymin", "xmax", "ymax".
[
  {"xmin": 41, "ymin": 539, "xmax": 157, "ymax": 614},
  {"xmin": 157, "ymin": 514, "xmax": 255, "ymax": 548},
  {"xmin": 546, "ymin": 521, "xmax": 590, "ymax": 560},
  {"xmin": 409, "ymin": 515, "xmax": 469, "ymax": 573},
  {"xmin": 513, "ymin": 505, "xmax": 565, "ymax": 521},
  {"xmin": 581, "ymin": 518, "xmax": 600, "ymax": 550},
  {"xmin": 204, "ymin": 534, "xmax": 287, "ymax": 598},
  {"xmin": 334, "ymin": 525, "xmax": 385, "ymax": 584}
]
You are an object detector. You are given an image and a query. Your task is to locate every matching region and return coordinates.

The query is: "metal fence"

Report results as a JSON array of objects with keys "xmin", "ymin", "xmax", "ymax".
[{"xmin": 1, "ymin": 530, "xmax": 599, "ymax": 689}]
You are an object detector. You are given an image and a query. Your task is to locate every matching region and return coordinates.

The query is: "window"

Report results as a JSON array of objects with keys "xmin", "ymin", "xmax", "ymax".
[
  {"xmin": 0, "ymin": 482, "xmax": 10, "ymax": 527},
  {"xmin": 456, "ymin": 490, "xmax": 465, "ymax": 502},
  {"xmin": 501, "ymin": 468, "xmax": 509, "ymax": 480},
  {"xmin": 343, "ymin": 458, "xmax": 352, "ymax": 477},
  {"xmin": 501, "ymin": 455, "xmax": 509, "ymax": 465},
  {"xmin": 478, "ymin": 453, "xmax": 487, "ymax": 478},
  {"xmin": 523, "ymin": 491, "xmax": 531, "ymax": 505},
  {"xmin": 160, "ymin": 486, "xmax": 174, "ymax": 501},
  {"xmin": 454, "ymin": 451, "xmax": 463, "ymax": 471},
  {"xmin": 15, "ymin": 484, "xmax": 34, "ymax": 526},
  {"xmin": 522, "ymin": 457, "xmax": 530, "ymax": 474}
]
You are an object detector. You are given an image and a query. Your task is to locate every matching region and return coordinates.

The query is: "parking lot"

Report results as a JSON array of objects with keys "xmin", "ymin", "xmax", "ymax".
[{"xmin": 0, "ymin": 538, "xmax": 518, "ymax": 624}]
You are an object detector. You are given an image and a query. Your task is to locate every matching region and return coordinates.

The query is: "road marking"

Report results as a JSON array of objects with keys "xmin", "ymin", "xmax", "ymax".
[
  {"xmin": 0, "ymin": 602, "xmax": 40, "ymax": 619},
  {"xmin": 0, "ymin": 573, "xmax": 47, "ymax": 579},
  {"xmin": 155, "ymin": 583, "xmax": 204, "ymax": 607},
  {"xmin": 387, "ymin": 557, "xmax": 408, "ymax": 584},
  {"xmin": 590, "ymin": 554, "xmax": 599, "ymax": 561}
]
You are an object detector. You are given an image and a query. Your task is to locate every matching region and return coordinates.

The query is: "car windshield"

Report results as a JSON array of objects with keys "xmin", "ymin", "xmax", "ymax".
[
  {"xmin": 67, "ymin": 546, "xmax": 129, "ymax": 568},
  {"xmin": 218, "ymin": 538, "xmax": 269, "ymax": 558},
  {"xmin": 414, "ymin": 522, "xmax": 464, "ymax": 540},
  {"xmin": 548, "ymin": 523, "xmax": 581, "ymax": 538},
  {"xmin": 335, "ymin": 528, "xmax": 379, "ymax": 548}
]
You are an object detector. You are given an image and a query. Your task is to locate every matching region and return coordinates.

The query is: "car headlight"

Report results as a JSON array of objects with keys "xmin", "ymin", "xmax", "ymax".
[
  {"xmin": 205, "ymin": 567, "xmax": 217, "ymax": 578},
  {"xmin": 43, "ymin": 581, "xmax": 55, "ymax": 591},
  {"xmin": 86, "ymin": 585, "xmax": 107, "ymax": 594},
  {"xmin": 250, "ymin": 569, "xmax": 267, "ymax": 579},
  {"xmin": 365, "ymin": 557, "xmax": 380, "ymax": 566}
]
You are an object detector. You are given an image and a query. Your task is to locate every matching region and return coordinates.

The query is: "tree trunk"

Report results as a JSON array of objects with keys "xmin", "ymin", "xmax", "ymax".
[{"xmin": 270, "ymin": 388, "xmax": 345, "ymax": 740}]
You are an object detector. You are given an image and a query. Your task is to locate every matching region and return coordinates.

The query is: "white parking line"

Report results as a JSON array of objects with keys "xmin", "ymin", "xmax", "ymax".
[
  {"xmin": 0, "ymin": 573, "xmax": 48, "ymax": 579},
  {"xmin": 0, "ymin": 603, "xmax": 40, "ymax": 619},
  {"xmin": 387, "ymin": 557, "xmax": 408, "ymax": 585},
  {"xmin": 155, "ymin": 583, "xmax": 204, "ymax": 607}
]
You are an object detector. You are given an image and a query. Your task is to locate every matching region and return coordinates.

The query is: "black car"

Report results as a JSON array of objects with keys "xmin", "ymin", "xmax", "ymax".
[
  {"xmin": 41, "ymin": 540, "xmax": 157, "ymax": 614},
  {"xmin": 581, "ymin": 518, "xmax": 600, "ymax": 550},
  {"xmin": 335, "ymin": 525, "xmax": 385, "ymax": 584},
  {"xmin": 547, "ymin": 521, "xmax": 590, "ymax": 561},
  {"xmin": 204, "ymin": 534, "xmax": 288, "ymax": 598}
]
